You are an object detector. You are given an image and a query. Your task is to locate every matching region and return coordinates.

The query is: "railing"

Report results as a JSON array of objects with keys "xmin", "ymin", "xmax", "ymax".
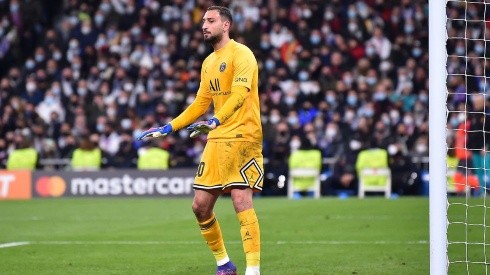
[{"xmin": 32, "ymin": 155, "xmax": 430, "ymax": 171}]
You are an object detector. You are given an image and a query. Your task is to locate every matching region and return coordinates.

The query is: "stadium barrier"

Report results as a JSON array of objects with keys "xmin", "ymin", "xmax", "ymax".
[{"xmin": 0, "ymin": 168, "xmax": 197, "ymax": 200}]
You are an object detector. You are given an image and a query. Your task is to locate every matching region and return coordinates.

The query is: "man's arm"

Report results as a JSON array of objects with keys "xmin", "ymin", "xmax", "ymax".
[
  {"xmin": 187, "ymin": 47, "xmax": 256, "ymax": 137},
  {"xmin": 186, "ymin": 86, "xmax": 249, "ymax": 138},
  {"xmin": 135, "ymin": 93, "xmax": 211, "ymax": 140},
  {"xmin": 213, "ymin": 86, "xmax": 249, "ymax": 123},
  {"xmin": 170, "ymin": 94, "xmax": 212, "ymax": 131}
]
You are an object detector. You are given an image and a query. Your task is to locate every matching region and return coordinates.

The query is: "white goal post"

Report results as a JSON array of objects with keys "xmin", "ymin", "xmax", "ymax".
[{"xmin": 429, "ymin": 0, "xmax": 448, "ymax": 274}]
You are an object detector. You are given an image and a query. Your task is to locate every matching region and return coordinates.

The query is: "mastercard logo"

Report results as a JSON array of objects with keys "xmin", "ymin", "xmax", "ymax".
[{"xmin": 35, "ymin": 176, "xmax": 66, "ymax": 197}]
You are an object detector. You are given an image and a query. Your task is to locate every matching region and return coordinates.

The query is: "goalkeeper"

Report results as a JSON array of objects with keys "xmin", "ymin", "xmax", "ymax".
[{"xmin": 137, "ymin": 6, "xmax": 263, "ymax": 275}]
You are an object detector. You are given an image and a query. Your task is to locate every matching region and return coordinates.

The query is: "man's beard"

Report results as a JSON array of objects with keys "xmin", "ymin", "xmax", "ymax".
[{"xmin": 204, "ymin": 32, "xmax": 223, "ymax": 45}]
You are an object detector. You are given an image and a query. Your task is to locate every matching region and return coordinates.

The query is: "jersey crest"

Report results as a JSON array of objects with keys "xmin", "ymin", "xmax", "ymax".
[{"xmin": 219, "ymin": 62, "xmax": 226, "ymax": 72}]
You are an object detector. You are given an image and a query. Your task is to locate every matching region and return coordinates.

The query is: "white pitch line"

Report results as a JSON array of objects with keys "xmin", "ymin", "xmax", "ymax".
[
  {"xmin": 24, "ymin": 240, "xmax": 428, "ymax": 246},
  {"xmin": 0, "ymin": 242, "xmax": 30, "ymax": 249}
]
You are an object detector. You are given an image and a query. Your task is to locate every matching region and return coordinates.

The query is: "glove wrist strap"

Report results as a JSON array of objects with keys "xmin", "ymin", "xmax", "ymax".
[{"xmin": 209, "ymin": 117, "xmax": 220, "ymax": 126}]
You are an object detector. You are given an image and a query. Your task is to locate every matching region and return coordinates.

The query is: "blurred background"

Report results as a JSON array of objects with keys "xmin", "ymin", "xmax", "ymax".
[{"xmin": 0, "ymin": 0, "xmax": 449, "ymax": 197}]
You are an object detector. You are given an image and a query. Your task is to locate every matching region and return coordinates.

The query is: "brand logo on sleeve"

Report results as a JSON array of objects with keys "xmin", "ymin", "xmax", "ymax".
[{"xmin": 235, "ymin": 77, "xmax": 247, "ymax": 82}]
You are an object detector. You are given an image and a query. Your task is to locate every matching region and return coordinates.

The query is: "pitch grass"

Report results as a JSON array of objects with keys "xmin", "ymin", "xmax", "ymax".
[{"xmin": 0, "ymin": 196, "xmax": 451, "ymax": 275}]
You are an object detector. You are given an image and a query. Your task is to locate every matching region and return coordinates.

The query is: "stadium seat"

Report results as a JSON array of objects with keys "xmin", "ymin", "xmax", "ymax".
[
  {"xmin": 356, "ymin": 149, "xmax": 391, "ymax": 199},
  {"xmin": 288, "ymin": 167, "xmax": 321, "ymax": 199}
]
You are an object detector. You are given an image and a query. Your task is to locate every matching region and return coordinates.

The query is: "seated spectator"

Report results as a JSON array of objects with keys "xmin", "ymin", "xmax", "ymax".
[
  {"xmin": 36, "ymin": 90, "xmax": 65, "ymax": 124},
  {"xmin": 111, "ymin": 132, "xmax": 138, "ymax": 168}
]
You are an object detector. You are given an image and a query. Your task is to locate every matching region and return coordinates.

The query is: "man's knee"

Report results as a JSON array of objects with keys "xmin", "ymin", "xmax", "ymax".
[
  {"xmin": 192, "ymin": 199, "xmax": 213, "ymax": 221},
  {"xmin": 192, "ymin": 189, "xmax": 220, "ymax": 221},
  {"xmin": 231, "ymin": 188, "xmax": 254, "ymax": 213}
]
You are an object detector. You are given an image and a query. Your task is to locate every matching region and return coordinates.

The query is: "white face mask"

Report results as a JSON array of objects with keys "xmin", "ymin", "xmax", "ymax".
[
  {"xmin": 350, "ymin": 140, "xmax": 362, "ymax": 150},
  {"xmin": 77, "ymin": 87, "xmax": 87, "ymax": 96},
  {"xmin": 458, "ymin": 113, "xmax": 466, "ymax": 122},
  {"xmin": 26, "ymin": 82, "xmax": 37, "ymax": 92},
  {"xmin": 416, "ymin": 143, "xmax": 428, "ymax": 154},
  {"xmin": 388, "ymin": 144, "xmax": 398, "ymax": 155},
  {"xmin": 107, "ymin": 108, "xmax": 116, "ymax": 117},
  {"xmin": 403, "ymin": 115, "xmax": 414, "ymax": 125},
  {"xmin": 81, "ymin": 26, "xmax": 91, "ymax": 34},
  {"xmin": 325, "ymin": 128, "xmax": 337, "ymax": 139},
  {"xmin": 186, "ymin": 96, "xmax": 195, "ymax": 105},
  {"xmin": 290, "ymin": 140, "xmax": 301, "ymax": 150},
  {"xmin": 121, "ymin": 119, "xmax": 132, "ymax": 129},
  {"xmin": 270, "ymin": 115, "xmax": 280, "ymax": 124},
  {"xmin": 345, "ymin": 111, "xmax": 355, "ymax": 121},
  {"xmin": 390, "ymin": 111, "xmax": 400, "ymax": 124},
  {"xmin": 284, "ymin": 97, "xmax": 295, "ymax": 106}
]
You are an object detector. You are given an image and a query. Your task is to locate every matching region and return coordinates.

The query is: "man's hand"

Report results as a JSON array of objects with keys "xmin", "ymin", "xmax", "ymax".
[
  {"xmin": 187, "ymin": 118, "xmax": 220, "ymax": 138},
  {"xmin": 136, "ymin": 124, "xmax": 172, "ymax": 140}
]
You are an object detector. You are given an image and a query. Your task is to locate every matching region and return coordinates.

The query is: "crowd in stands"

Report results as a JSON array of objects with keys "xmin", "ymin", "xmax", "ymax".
[{"xmin": 0, "ymin": 0, "xmax": 479, "ymax": 195}]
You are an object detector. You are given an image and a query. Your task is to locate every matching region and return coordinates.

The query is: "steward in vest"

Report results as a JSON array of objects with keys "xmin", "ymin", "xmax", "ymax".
[
  {"xmin": 71, "ymin": 135, "xmax": 102, "ymax": 171},
  {"xmin": 137, "ymin": 140, "xmax": 170, "ymax": 170},
  {"xmin": 7, "ymin": 134, "xmax": 39, "ymax": 170}
]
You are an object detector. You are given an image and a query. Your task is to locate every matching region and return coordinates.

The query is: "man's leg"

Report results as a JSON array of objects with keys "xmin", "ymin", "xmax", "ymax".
[
  {"xmin": 192, "ymin": 189, "xmax": 235, "ymax": 273},
  {"xmin": 231, "ymin": 188, "xmax": 260, "ymax": 275}
]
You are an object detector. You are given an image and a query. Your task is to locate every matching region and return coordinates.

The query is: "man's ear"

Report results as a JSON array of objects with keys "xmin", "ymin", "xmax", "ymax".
[{"xmin": 223, "ymin": 20, "xmax": 231, "ymax": 32}]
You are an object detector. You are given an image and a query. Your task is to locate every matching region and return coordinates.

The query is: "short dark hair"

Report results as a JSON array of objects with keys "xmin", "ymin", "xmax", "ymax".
[{"xmin": 207, "ymin": 6, "xmax": 233, "ymax": 26}]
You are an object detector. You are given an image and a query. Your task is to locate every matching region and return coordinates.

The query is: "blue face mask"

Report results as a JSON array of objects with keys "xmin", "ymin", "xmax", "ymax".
[
  {"xmin": 373, "ymin": 91, "xmax": 387, "ymax": 101},
  {"xmin": 347, "ymin": 95, "xmax": 357, "ymax": 106},
  {"xmin": 45, "ymin": 96, "xmax": 55, "ymax": 105},
  {"xmin": 475, "ymin": 44, "xmax": 484, "ymax": 54},
  {"xmin": 260, "ymin": 41, "xmax": 270, "ymax": 49},
  {"xmin": 284, "ymin": 96, "xmax": 295, "ymax": 106},
  {"xmin": 95, "ymin": 15, "xmax": 105, "ymax": 26},
  {"xmin": 287, "ymin": 116, "xmax": 299, "ymax": 125},
  {"xmin": 404, "ymin": 25, "xmax": 414, "ymax": 34},
  {"xmin": 100, "ymin": 3, "xmax": 111, "ymax": 13},
  {"xmin": 412, "ymin": 48, "xmax": 422, "ymax": 58},
  {"xmin": 365, "ymin": 77, "xmax": 377, "ymax": 86},
  {"xmin": 96, "ymin": 124, "xmax": 104, "ymax": 133},
  {"xmin": 364, "ymin": 109, "xmax": 374, "ymax": 117},
  {"xmin": 10, "ymin": 4, "xmax": 19, "ymax": 12},
  {"xmin": 26, "ymin": 60, "xmax": 35, "ymax": 70},
  {"xmin": 310, "ymin": 35, "xmax": 321, "ymax": 45},
  {"xmin": 298, "ymin": 71, "xmax": 309, "ymax": 81},
  {"xmin": 365, "ymin": 47, "xmax": 375, "ymax": 57},
  {"xmin": 326, "ymin": 95, "xmax": 336, "ymax": 104},
  {"xmin": 265, "ymin": 60, "xmax": 275, "ymax": 71},
  {"xmin": 131, "ymin": 27, "xmax": 141, "ymax": 36},
  {"xmin": 450, "ymin": 117, "xmax": 460, "ymax": 128},
  {"xmin": 455, "ymin": 47, "xmax": 465, "ymax": 55},
  {"xmin": 347, "ymin": 10, "xmax": 357, "ymax": 19}
]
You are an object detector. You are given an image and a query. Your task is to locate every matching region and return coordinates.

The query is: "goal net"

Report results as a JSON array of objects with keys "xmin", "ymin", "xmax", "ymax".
[{"xmin": 441, "ymin": 0, "xmax": 490, "ymax": 274}]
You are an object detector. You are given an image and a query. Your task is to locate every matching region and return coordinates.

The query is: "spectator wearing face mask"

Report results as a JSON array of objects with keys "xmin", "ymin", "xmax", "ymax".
[
  {"xmin": 112, "ymin": 132, "xmax": 138, "ymax": 168},
  {"xmin": 322, "ymin": 133, "xmax": 362, "ymax": 197},
  {"xmin": 0, "ymin": 0, "xmax": 443, "ymax": 191},
  {"xmin": 21, "ymin": 76, "xmax": 44, "ymax": 105},
  {"xmin": 36, "ymin": 90, "xmax": 65, "ymax": 123}
]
